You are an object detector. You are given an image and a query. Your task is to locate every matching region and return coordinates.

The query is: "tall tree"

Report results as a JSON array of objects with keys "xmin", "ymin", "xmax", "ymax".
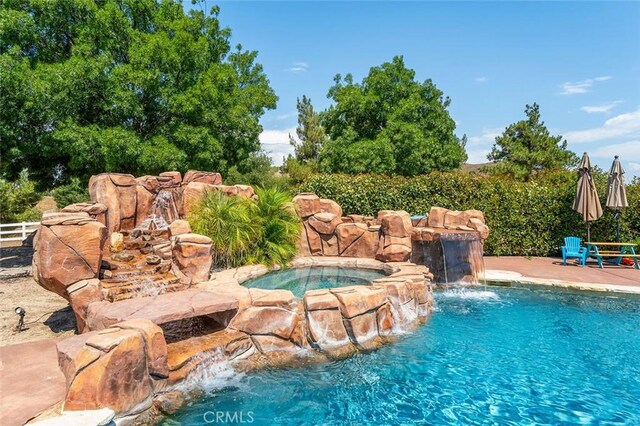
[
  {"xmin": 289, "ymin": 95, "xmax": 326, "ymax": 162},
  {"xmin": 0, "ymin": 0, "xmax": 277, "ymax": 188},
  {"xmin": 319, "ymin": 56, "xmax": 467, "ymax": 176},
  {"xmin": 488, "ymin": 103, "xmax": 577, "ymax": 180}
]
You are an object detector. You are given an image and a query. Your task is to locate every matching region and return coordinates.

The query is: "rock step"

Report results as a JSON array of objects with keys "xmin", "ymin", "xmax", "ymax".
[
  {"xmin": 101, "ymin": 276, "xmax": 184, "ymax": 302},
  {"xmin": 108, "ymin": 281, "xmax": 186, "ymax": 302},
  {"xmin": 101, "ymin": 273, "xmax": 180, "ymax": 287},
  {"xmin": 106, "ymin": 265, "xmax": 166, "ymax": 279}
]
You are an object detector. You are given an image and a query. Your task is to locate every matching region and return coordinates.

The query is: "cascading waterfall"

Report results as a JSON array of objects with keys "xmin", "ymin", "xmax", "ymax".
[{"xmin": 135, "ymin": 189, "xmax": 180, "ymax": 231}]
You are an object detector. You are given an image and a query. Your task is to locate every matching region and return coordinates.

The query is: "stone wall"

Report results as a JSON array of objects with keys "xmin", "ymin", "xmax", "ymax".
[{"xmin": 292, "ymin": 194, "xmax": 490, "ymax": 273}]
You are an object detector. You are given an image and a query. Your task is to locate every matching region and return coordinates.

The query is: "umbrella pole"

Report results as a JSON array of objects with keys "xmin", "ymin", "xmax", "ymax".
[
  {"xmin": 616, "ymin": 211, "xmax": 620, "ymax": 243},
  {"xmin": 587, "ymin": 222, "xmax": 590, "ymax": 242}
]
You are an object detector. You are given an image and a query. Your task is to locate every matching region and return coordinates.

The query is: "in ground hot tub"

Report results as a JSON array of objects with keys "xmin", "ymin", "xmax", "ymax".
[{"xmin": 243, "ymin": 266, "xmax": 387, "ymax": 298}]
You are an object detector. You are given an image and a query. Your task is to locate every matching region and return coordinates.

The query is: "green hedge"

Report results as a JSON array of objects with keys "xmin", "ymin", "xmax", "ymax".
[{"xmin": 300, "ymin": 171, "xmax": 640, "ymax": 257}]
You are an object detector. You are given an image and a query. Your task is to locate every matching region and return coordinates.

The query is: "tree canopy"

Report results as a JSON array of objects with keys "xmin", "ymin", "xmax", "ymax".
[
  {"xmin": 288, "ymin": 95, "xmax": 326, "ymax": 163},
  {"xmin": 0, "ymin": 0, "xmax": 277, "ymax": 188},
  {"xmin": 319, "ymin": 56, "xmax": 467, "ymax": 176},
  {"xmin": 487, "ymin": 103, "xmax": 577, "ymax": 180}
]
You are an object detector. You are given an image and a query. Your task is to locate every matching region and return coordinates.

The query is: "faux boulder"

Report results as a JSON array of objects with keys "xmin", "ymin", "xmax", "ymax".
[
  {"xmin": 57, "ymin": 319, "xmax": 168, "ymax": 414},
  {"xmin": 89, "ymin": 173, "xmax": 138, "ymax": 233},
  {"xmin": 32, "ymin": 213, "xmax": 107, "ymax": 299},
  {"xmin": 171, "ymin": 233, "xmax": 212, "ymax": 283}
]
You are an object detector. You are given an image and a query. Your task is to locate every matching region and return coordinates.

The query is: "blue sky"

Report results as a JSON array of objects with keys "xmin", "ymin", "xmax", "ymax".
[{"xmin": 197, "ymin": 1, "xmax": 640, "ymax": 176}]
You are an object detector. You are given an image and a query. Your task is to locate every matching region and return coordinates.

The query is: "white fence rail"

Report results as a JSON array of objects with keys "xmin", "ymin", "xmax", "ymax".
[{"xmin": 0, "ymin": 222, "xmax": 40, "ymax": 243}]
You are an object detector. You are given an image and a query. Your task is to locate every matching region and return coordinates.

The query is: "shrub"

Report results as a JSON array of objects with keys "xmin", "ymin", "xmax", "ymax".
[
  {"xmin": 249, "ymin": 187, "xmax": 302, "ymax": 266},
  {"xmin": 52, "ymin": 177, "xmax": 90, "ymax": 208},
  {"xmin": 188, "ymin": 188, "xmax": 301, "ymax": 268},
  {"xmin": 0, "ymin": 170, "xmax": 42, "ymax": 223},
  {"xmin": 300, "ymin": 171, "xmax": 640, "ymax": 257}
]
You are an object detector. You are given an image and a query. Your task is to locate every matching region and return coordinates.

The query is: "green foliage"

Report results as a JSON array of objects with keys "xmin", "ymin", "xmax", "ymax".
[
  {"xmin": 248, "ymin": 187, "xmax": 302, "ymax": 266},
  {"xmin": 52, "ymin": 177, "xmax": 90, "ymax": 208},
  {"xmin": 0, "ymin": 170, "xmax": 42, "ymax": 222},
  {"xmin": 301, "ymin": 170, "xmax": 640, "ymax": 257},
  {"xmin": 289, "ymin": 95, "xmax": 326, "ymax": 162},
  {"xmin": 0, "ymin": 0, "xmax": 277, "ymax": 188},
  {"xmin": 319, "ymin": 56, "xmax": 467, "ymax": 176},
  {"xmin": 188, "ymin": 188, "xmax": 301, "ymax": 268},
  {"xmin": 487, "ymin": 103, "xmax": 578, "ymax": 180},
  {"xmin": 188, "ymin": 191, "xmax": 260, "ymax": 269},
  {"xmin": 224, "ymin": 152, "xmax": 292, "ymax": 192},
  {"xmin": 282, "ymin": 157, "xmax": 317, "ymax": 186}
]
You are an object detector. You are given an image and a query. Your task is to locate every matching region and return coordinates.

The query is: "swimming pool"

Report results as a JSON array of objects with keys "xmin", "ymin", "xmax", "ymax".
[
  {"xmin": 243, "ymin": 266, "xmax": 387, "ymax": 298},
  {"xmin": 164, "ymin": 287, "xmax": 640, "ymax": 425}
]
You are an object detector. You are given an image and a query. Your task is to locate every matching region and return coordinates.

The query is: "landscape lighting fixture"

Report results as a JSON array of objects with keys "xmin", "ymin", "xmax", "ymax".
[{"xmin": 15, "ymin": 306, "xmax": 26, "ymax": 333}]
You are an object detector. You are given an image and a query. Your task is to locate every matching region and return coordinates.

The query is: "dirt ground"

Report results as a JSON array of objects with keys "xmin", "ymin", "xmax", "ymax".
[{"xmin": 0, "ymin": 276, "xmax": 76, "ymax": 347}]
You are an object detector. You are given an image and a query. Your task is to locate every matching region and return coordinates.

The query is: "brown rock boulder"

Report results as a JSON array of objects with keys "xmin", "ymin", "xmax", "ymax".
[
  {"xmin": 159, "ymin": 171, "xmax": 182, "ymax": 185},
  {"xmin": 319, "ymin": 199, "xmax": 343, "ymax": 218},
  {"xmin": 376, "ymin": 303, "xmax": 395, "ymax": 336},
  {"xmin": 427, "ymin": 207, "xmax": 449, "ymax": 228},
  {"xmin": 306, "ymin": 309, "xmax": 351, "ymax": 348},
  {"xmin": 380, "ymin": 211, "xmax": 412, "ymax": 237},
  {"xmin": 304, "ymin": 223, "xmax": 323, "ymax": 255},
  {"xmin": 171, "ymin": 233, "xmax": 212, "ymax": 283},
  {"xmin": 183, "ymin": 170, "xmax": 222, "ymax": 185},
  {"xmin": 68, "ymin": 279, "xmax": 102, "ymax": 333},
  {"xmin": 336, "ymin": 223, "xmax": 367, "ymax": 254},
  {"xmin": 89, "ymin": 173, "xmax": 137, "ymax": 233},
  {"xmin": 444, "ymin": 210, "xmax": 470, "ymax": 228},
  {"xmin": 115, "ymin": 319, "xmax": 169, "ymax": 378},
  {"xmin": 308, "ymin": 212, "xmax": 341, "ymax": 235},
  {"xmin": 230, "ymin": 306, "xmax": 298, "ymax": 339},
  {"xmin": 344, "ymin": 311, "xmax": 378, "ymax": 346},
  {"xmin": 33, "ymin": 216, "xmax": 106, "ymax": 299},
  {"xmin": 168, "ymin": 219, "xmax": 192, "ymax": 237},
  {"xmin": 376, "ymin": 243, "xmax": 412, "ymax": 262},
  {"xmin": 60, "ymin": 328, "xmax": 155, "ymax": 414},
  {"xmin": 292, "ymin": 193, "xmax": 321, "ymax": 218},
  {"xmin": 331, "ymin": 286, "xmax": 387, "ymax": 318},
  {"xmin": 469, "ymin": 218, "xmax": 490, "ymax": 239},
  {"xmin": 321, "ymin": 234, "xmax": 339, "ymax": 256}
]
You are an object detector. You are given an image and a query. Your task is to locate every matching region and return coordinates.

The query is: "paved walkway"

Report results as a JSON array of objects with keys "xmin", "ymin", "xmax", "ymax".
[
  {"xmin": 483, "ymin": 256, "xmax": 640, "ymax": 292},
  {"xmin": 0, "ymin": 338, "xmax": 66, "ymax": 426}
]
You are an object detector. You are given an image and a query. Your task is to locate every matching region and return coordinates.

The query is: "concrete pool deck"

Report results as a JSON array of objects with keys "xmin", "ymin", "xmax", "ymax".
[{"xmin": 482, "ymin": 256, "xmax": 640, "ymax": 294}]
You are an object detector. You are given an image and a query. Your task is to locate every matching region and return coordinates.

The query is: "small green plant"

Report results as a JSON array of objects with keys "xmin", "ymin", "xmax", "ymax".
[
  {"xmin": 187, "ymin": 188, "xmax": 301, "ymax": 269},
  {"xmin": 52, "ymin": 177, "xmax": 90, "ymax": 208}
]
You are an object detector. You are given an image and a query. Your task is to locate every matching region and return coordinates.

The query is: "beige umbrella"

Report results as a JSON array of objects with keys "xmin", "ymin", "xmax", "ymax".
[
  {"xmin": 572, "ymin": 152, "xmax": 603, "ymax": 242},
  {"xmin": 605, "ymin": 155, "xmax": 628, "ymax": 242}
]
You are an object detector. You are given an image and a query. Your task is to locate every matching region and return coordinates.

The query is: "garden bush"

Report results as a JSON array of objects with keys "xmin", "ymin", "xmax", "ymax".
[
  {"xmin": 188, "ymin": 188, "xmax": 300, "ymax": 268},
  {"xmin": 52, "ymin": 177, "xmax": 90, "ymax": 208},
  {"xmin": 300, "ymin": 171, "xmax": 640, "ymax": 257},
  {"xmin": 0, "ymin": 171, "xmax": 42, "ymax": 223}
]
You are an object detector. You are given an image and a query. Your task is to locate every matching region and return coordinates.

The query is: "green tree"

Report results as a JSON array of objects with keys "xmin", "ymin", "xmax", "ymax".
[
  {"xmin": 319, "ymin": 56, "xmax": 467, "ymax": 175},
  {"xmin": 289, "ymin": 95, "xmax": 326, "ymax": 163},
  {"xmin": 487, "ymin": 103, "xmax": 577, "ymax": 180},
  {"xmin": 0, "ymin": 0, "xmax": 277, "ymax": 188}
]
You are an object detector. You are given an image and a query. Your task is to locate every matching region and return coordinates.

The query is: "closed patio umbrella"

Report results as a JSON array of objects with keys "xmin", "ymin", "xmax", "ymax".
[
  {"xmin": 572, "ymin": 152, "xmax": 603, "ymax": 242},
  {"xmin": 605, "ymin": 155, "xmax": 628, "ymax": 242}
]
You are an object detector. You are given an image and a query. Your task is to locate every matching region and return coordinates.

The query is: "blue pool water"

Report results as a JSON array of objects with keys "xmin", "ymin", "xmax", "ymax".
[
  {"xmin": 243, "ymin": 267, "xmax": 387, "ymax": 298},
  {"xmin": 165, "ymin": 287, "xmax": 640, "ymax": 425}
]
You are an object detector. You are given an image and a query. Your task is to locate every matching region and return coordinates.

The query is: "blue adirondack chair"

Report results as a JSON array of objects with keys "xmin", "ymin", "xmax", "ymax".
[{"xmin": 561, "ymin": 236, "xmax": 587, "ymax": 267}]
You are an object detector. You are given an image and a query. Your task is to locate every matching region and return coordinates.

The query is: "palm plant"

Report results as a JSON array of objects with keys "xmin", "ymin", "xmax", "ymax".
[
  {"xmin": 187, "ymin": 187, "xmax": 302, "ymax": 269},
  {"xmin": 250, "ymin": 187, "xmax": 302, "ymax": 266},
  {"xmin": 188, "ymin": 191, "xmax": 261, "ymax": 269}
]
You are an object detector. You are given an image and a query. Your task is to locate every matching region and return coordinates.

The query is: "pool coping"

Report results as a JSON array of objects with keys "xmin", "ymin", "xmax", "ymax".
[{"xmin": 481, "ymin": 269, "xmax": 640, "ymax": 295}]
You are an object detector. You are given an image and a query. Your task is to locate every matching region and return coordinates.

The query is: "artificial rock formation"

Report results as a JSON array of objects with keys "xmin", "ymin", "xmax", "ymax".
[{"xmin": 57, "ymin": 319, "xmax": 168, "ymax": 415}]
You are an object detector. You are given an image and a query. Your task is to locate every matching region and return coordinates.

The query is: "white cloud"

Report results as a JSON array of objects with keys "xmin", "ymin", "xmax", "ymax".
[
  {"xmin": 564, "ymin": 108, "xmax": 640, "ymax": 143},
  {"xmin": 466, "ymin": 149, "xmax": 491, "ymax": 164},
  {"xmin": 259, "ymin": 128, "xmax": 295, "ymax": 145},
  {"xmin": 467, "ymin": 128, "xmax": 502, "ymax": 146},
  {"xmin": 580, "ymin": 101, "xmax": 622, "ymax": 114},
  {"xmin": 590, "ymin": 140, "xmax": 640, "ymax": 159},
  {"xmin": 559, "ymin": 76, "xmax": 612, "ymax": 95},
  {"xmin": 287, "ymin": 62, "xmax": 308, "ymax": 73},
  {"xmin": 628, "ymin": 162, "xmax": 640, "ymax": 173},
  {"xmin": 475, "ymin": 77, "xmax": 488, "ymax": 83}
]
